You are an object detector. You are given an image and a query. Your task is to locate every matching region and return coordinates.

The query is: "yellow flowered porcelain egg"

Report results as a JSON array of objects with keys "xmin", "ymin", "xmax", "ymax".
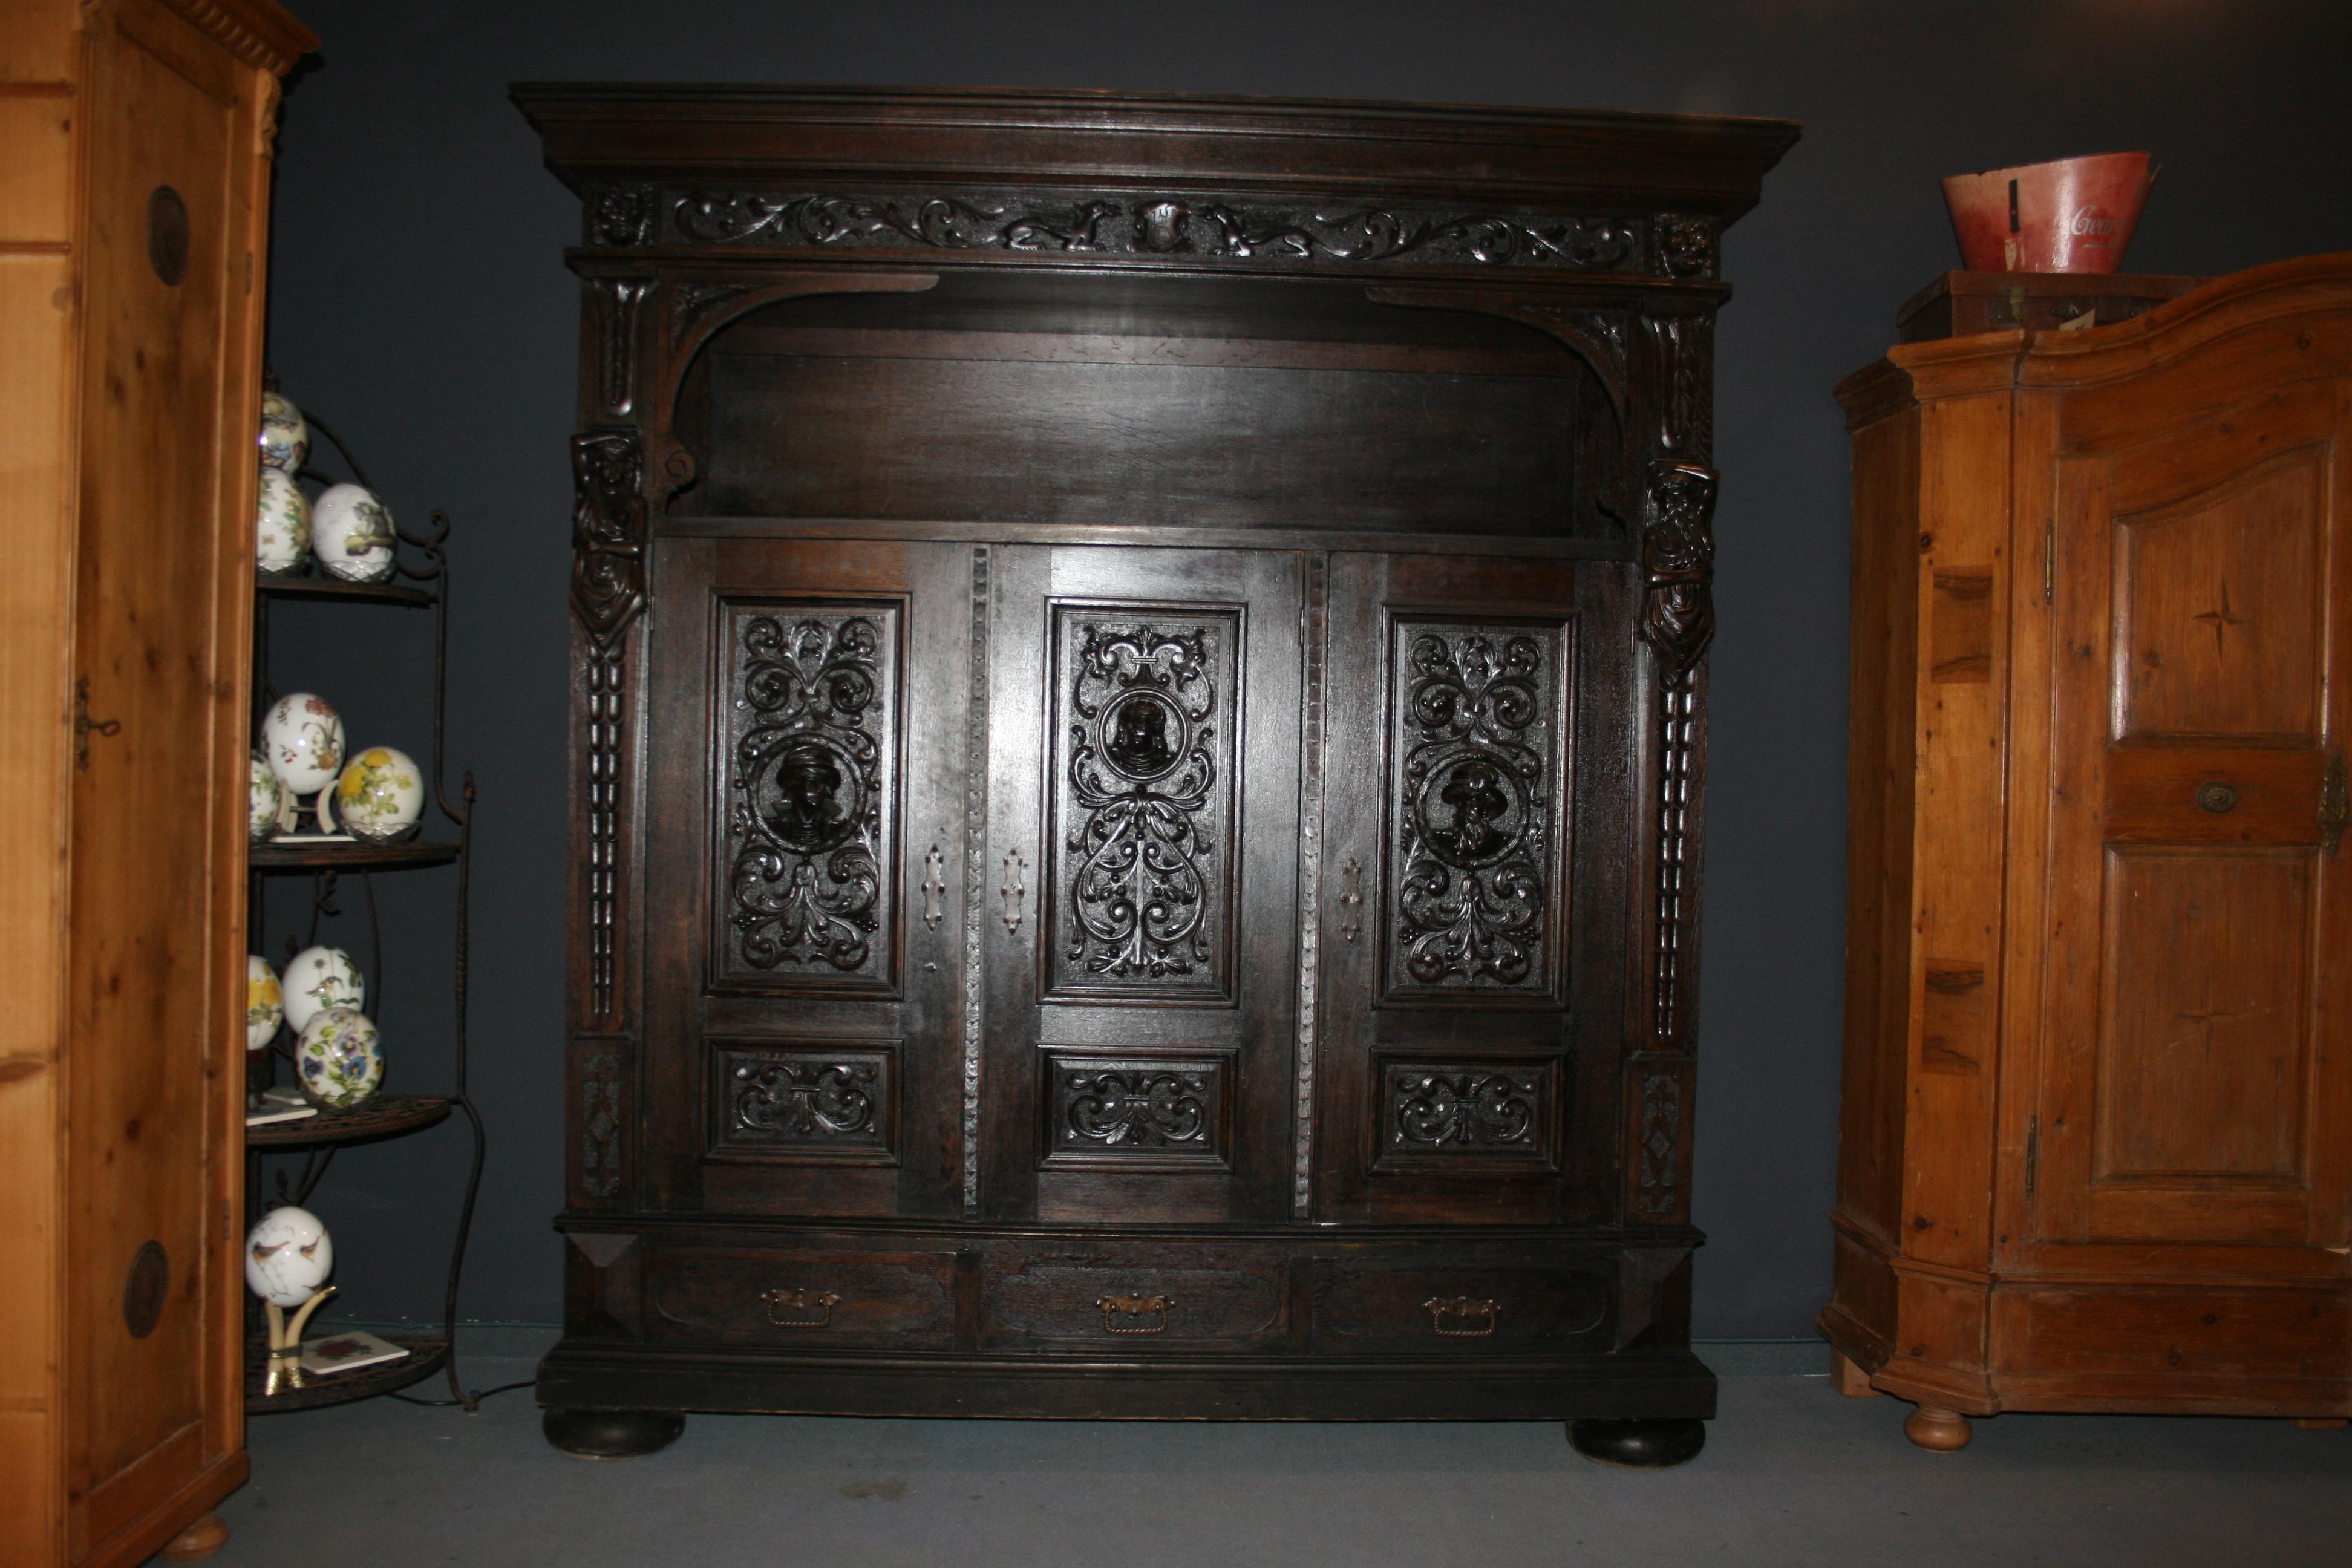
[
  {"xmin": 255, "ymin": 469, "xmax": 310, "ymax": 577},
  {"xmin": 259, "ymin": 390, "xmax": 309, "ymax": 474},
  {"xmin": 249, "ymin": 751, "xmax": 283, "ymax": 841},
  {"xmin": 244, "ymin": 1205, "xmax": 333, "ymax": 1308},
  {"xmin": 336, "ymin": 746, "xmax": 425, "ymax": 843},
  {"xmin": 281, "ymin": 944, "xmax": 364, "ymax": 1037},
  {"xmin": 263, "ymin": 691, "xmax": 344, "ymax": 796},
  {"xmin": 246, "ymin": 955, "xmax": 283, "ymax": 1054},
  {"xmin": 295, "ymin": 1007, "xmax": 383, "ymax": 1111},
  {"xmin": 311, "ymin": 482, "xmax": 397, "ymax": 583}
]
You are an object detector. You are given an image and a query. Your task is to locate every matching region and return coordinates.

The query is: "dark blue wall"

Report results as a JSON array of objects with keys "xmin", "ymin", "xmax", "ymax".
[{"xmin": 260, "ymin": 0, "xmax": 2352, "ymax": 1338}]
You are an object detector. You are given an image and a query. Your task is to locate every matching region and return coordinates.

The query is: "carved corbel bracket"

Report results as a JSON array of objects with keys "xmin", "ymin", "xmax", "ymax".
[{"xmin": 1641, "ymin": 462, "xmax": 1719, "ymax": 683}]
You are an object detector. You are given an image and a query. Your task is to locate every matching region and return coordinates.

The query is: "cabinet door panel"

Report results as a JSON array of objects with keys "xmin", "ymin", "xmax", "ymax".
[
  {"xmin": 641, "ymin": 539, "xmax": 970, "ymax": 1219},
  {"xmin": 979, "ymin": 546, "xmax": 1301, "ymax": 1223},
  {"xmin": 1315, "ymin": 553, "xmax": 1633, "ymax": 1224},
  {"xmin": 2039, "ymin": 384, "xmax": 2352, "ymax": 1256}
]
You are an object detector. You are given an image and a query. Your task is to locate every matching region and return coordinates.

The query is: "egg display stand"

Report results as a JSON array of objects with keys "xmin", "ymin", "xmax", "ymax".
[{"xmin": 244, "ymin": 405, "xmax": 487, "ymax": 1413}]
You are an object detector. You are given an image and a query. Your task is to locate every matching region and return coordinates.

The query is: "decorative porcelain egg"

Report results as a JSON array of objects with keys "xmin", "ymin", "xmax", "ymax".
[
  {"xmin": 262, "ymin": 692, "xmax": 344, "ymax": 796},
  {"xmin": 280, "ymin": 944, "xmax": 364, "ymax": 1037},
  {"xmin": 259, "ymin": 390, "xmax": 309, "ymax": 474},
  {"xmin": 295, "ymin": 1007, "xmax": 383, "ymax": 1111},
  {"xmin": 248, "ymin": 751, "xmax": 283, "ymax": 841},
  {"xmin": 244, "ymin": 1205, "xmax": 333, "ymax": 1308},
  {"xmin": 255, "ymin": 469, "xmax": 310, "ymax": 577},
  {"xmin": 335, "ymin": 746, "xmax": 425, "ymax": 843},
  {"xmin": 310, "ymin": 483, "xmax": 396, "ymax": 583},
  {"xmin": 246, "ymin": 955, "xmax": 284, "ymax": 1054}
]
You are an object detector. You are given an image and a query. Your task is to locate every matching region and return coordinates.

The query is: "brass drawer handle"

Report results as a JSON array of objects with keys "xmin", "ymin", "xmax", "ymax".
[
  {"xmin": 761, "ymin": 1286, "xmax": 841, "ymax": 1328},
  {"xmin": 1424, "ymin": 1296, "xmax": 1500, "ymax": 1338},
  {"xmin": 1096, "ymin": 1293, "xmax": 1174, "ymax": 1334}
]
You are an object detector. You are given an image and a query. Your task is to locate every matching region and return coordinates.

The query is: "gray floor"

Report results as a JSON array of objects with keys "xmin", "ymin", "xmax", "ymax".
[{"xmin": 200, "ymin": 1351, "xmax": 2351, "ymax": 1567}]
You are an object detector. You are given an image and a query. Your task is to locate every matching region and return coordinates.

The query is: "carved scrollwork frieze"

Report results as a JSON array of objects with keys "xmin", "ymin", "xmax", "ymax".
[
  {"xmin": 660, "ymin": 187, "xmax": 1644, "ymax": 272},
  {"xmin": 1378, "ymin": 1060, "xmax": 1557, "ymax": 1169},
  {"xmin": 1044, "ymin": 1054, "xmax": 1231, "ymax": 1169},
  {"xmin": 709, "ymin": 1045, "xmax": 897, "ymax": 1162}
]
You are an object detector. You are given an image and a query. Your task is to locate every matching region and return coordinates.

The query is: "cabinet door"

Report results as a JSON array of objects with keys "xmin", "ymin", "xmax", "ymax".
[
  {"xmin": 977, "ymin": 546, "xmax": 1302, "ymax": 1223},
  {"xmin": 638, "ymin": 538, "xmax": 972, "ymax": 1220},
  {"xmin": 2037, "ymin": 379, "xmax": 2352, "ymax": 1256},
  {"xmin": 1313, "ymin": 553, "xmax": 1631, "ymax": 1224}
]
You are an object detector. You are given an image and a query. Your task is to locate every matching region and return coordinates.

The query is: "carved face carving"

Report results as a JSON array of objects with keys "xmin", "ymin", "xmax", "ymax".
[
  {"xmin": 1103, "ymin": 693, "xmax": 1180, "ymax": 780},
  {"xmin": 763, "ymin": 742, "xmax": 848, "ymax": 851},
  {"xmin": 1416, "ymin": 755, "xmax": 1525, "ymax": 867}
]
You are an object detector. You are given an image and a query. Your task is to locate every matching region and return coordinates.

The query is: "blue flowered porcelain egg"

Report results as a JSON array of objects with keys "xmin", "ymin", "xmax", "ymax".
[
  {"xmin": 310, "ymin": 483, "xmax": 397, "ymax": 583},
  {"xmin": 335, "ymin": 746, "xmax": 425, "ymax": 843},
  {"xmin": 263, "ymin": 692, "xmax": 344, "ymax": 797},
  {"xmin": 249, "ymin": 751, "xmax": 283, "ymax": 841},
  {"xmin": 259, "ymin": 391, "xmax": 309, "ymax": 474},
  {"xmin": 280, "ymin": 944, "xmax": 364, "ymax": 1037},
  {"xmin": 255, "ymin": 469, "xmax": 310, "ymax": 577},
  {"xmin": 295, "ymin": 1007, "xmax": 382, "ymax": 1111},
  {"xmin": 246, "ymin": 955, "xmax": 283, "ymax": 1054},
  {"xmin": 245, "ymin": 1205, "xmax": 333, "ymax": 1307}
]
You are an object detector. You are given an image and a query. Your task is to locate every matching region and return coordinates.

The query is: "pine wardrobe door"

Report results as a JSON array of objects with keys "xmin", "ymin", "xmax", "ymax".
[
  {"xmin": 1313, "ymin": 552, "xmax": 1635, "ymax": 1225},
  {"xmin": 975, "ymin": 546, "xmax": 1304, "ymax": 1225},
  {"xmin": 638, "ymin": 538, "xmax": 973, "ymax": 1221},
  {"xmin": 2037, "ymin": 377, "xmax": 2352, "ymax": 1258}
]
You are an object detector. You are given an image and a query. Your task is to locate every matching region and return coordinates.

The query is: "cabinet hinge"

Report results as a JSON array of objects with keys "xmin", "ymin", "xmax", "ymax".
[
  {"xmin": 2024, "ymin": 1116, "xmax": 2039, "ymax": 1206},
  {"xmin": 2042, "ymin": 520, "xmax": 2054, "ymax": 605},
  {"xmin": 221, "ymin": 1197, "xmax": 234, "ymax": 1242}
]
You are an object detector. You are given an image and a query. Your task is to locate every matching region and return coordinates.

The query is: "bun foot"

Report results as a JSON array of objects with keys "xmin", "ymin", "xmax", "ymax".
[
  {"xmin": 2294, "ymin": 1417, "xmax": 2347, "ymax": 1431},
  {"xmin": 159, "ymin": 1511, "xmax": 229, "ymax": 1563},
  {"xmin": 1568, "ymin": 1417, "xmax": 1707, "ymax": 1468},
  {"xmin": 543, "ymin": 1407, "xmax": 685, "ymax": 1459},
  {"xmin": 1903, "ymin": 1404, "xmax": 1973, "ymax": 1451}
]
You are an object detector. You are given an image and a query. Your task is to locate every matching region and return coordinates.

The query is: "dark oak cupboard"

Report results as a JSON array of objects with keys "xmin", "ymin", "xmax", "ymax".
[{"xmin": 513, "ymin": 87, "xmax": 1795, "ymax": 1462}]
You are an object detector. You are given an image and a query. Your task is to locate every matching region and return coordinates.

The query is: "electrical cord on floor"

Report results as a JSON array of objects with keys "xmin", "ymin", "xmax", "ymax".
[{"xmin": 388, "ymin": 1378, "xmax": 534, "ymax": 1409}]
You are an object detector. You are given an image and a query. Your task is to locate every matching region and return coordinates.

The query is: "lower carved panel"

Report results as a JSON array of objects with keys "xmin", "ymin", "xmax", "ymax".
[
  {"xmin": 707, "ymin": 1042, "xmax": 898, "ymax": 1165},
  {"xmin": 1040, "ymin": 1051, "xmax": 1232, "ymax": 1170},
  {"xmin": 1374, "ymin": 1057, "xmax": 1559, "ymax": 1172}
]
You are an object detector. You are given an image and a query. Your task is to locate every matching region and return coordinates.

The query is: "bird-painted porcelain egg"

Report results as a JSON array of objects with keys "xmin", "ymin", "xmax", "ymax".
[
  {"xmin": 262, "ymin": 692, "xmax": 344, "ymax": 796},
  {"xmin": 295, "ymin": 1007, "xmax": 383, "ymax": 1111},
  {"xmin": 255, "ymin": 468, "xmax": 310, "ymax": 577},
  {"xmin": 248, "ymin": 751, "xmax": 283, "ymax": 841},
  {"xmin": 336, "ymin": 745, "xmax": 425, "ymax": 843},
  {"xmin": 310, "ymin": 483, "xmax": 396, "ymax": 583},
  {"xmin": 244, "ymin": 1205, "xmax": 333, "ymax": 1308},
  {"xmin": 246, "ymin": 955, "xmax": 284, "ymax": 1054},
  {"xmin": 280, "ymin": 944, "xmax": 364, "ymax": 1037},
  {"xmin": 259, "ymin": 390, "xmax": 309, "ymax": 474}
]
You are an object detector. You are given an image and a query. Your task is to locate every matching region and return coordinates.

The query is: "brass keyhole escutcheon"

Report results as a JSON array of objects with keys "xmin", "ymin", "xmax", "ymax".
[{"xmin": 2194, "ymin": 781, "xmax": 2241, "ymax": 815}]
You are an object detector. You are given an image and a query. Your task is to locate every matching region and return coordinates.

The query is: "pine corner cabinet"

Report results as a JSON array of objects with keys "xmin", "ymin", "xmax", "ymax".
[
  {"xmin": 513, "ymin": 86, "xmax": 1797, "ymax": 1462},
  {"xmin": 1824, "ymin": 255, "xmax": 2352, "ymax": 1451},
  {"xmin": 0, "ymin": 3, "xmax": 312, "ymax": 1566}
]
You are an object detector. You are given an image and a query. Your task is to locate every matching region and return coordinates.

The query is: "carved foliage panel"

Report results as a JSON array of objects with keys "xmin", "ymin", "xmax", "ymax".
[
  {"xmin": 1041, "ymin": 1052, "xmax": 1233, "ymax": 1170},
  {"xmin": 1045, "ymin": 604, "xmax": 1240, "ymax": 1001},
  {"xmin": 707, "ymin": 1042, "xmax": 898, "ymax": 1164},
  {"xmin": 1376, "ymin": 1058, "xmax": 1559, "ymax": 1171},
  {"xmin": 1381, "ymin": 619, "xmax": 1571, "ymax": 1001},
  {"xmin": 714, "ymin": 601, "xmax": 902, "ymax": 991}
]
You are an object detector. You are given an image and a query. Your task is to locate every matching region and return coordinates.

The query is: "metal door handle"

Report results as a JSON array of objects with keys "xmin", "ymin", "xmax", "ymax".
[
  {"xmin": 1097, "ymin": 1294, "xmax": 1174, "ymax": 1334},
  {"xmin": 1001, "ymin": 851, "xmax": 1027, "ymax": 933},
  {"xmin": 1424, "ymin": 1296, "xmax": 1500, "ymax": 1338},
  {"xmin": 74, "ymin": 678, "xmax": 121, "ymax": 771},
  {"xmin": 921, "ymin": 845, "xmax": 946, "ymax": 929},
  {"xmin": 1338, "ymin": 858, "xmax": 1364, "ymax": 942},
  {"xmin": 762, "ymin": 1286, "xmax": 840, "ymax": 1328}
]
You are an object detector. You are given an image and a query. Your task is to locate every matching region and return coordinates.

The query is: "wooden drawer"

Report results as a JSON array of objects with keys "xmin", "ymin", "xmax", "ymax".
[
  {"xmin": 645, "ymin": 1247, "xmax": 958, "ymax": 1350},
  {"xmin": 1310, "ymin": 1260, "xmax": 1613, "ymax": 1353},
  {"xmin": 982, "ymin": 1253, "xmax": 1286, "ymax": 1352}
]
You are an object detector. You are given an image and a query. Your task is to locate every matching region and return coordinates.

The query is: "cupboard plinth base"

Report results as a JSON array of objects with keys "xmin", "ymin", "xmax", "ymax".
[
  {"xmin": 543, "ymin": 1407, "xmax": 687, "ymax": 1459},
  {"xmin": 1567, "ymin": 1417, "xmax": 1707, "ymax": 1468}
]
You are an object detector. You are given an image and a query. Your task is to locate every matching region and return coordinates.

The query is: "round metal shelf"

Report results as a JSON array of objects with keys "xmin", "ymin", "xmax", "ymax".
[
  {"xmin": 247, "ymin": 840, "xmax": 459, "ymax": 873},
  {"xmin": 245, "ymin": 1094, "xmax": 452, "ymax": 1149},
  {"xmin": 256, "ymin": 571, "xmax": 435, "ymax": 608},
  {"xmin": 246, "ymin": 1334, "xmax": 448, "ymax": 1414}
]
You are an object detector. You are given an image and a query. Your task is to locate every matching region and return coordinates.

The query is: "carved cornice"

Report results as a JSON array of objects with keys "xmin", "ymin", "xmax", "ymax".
[
  {"xmin": 617, "ymin": 186, "xmax": 1656, "ymax": 274},
  {"xmin": 160, "ymin": 0, "xmax": 316, "ymax": 73},
  {"xmin": 1641, "ymin": 462, "xmax": 1718, "ymax": 679}
]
